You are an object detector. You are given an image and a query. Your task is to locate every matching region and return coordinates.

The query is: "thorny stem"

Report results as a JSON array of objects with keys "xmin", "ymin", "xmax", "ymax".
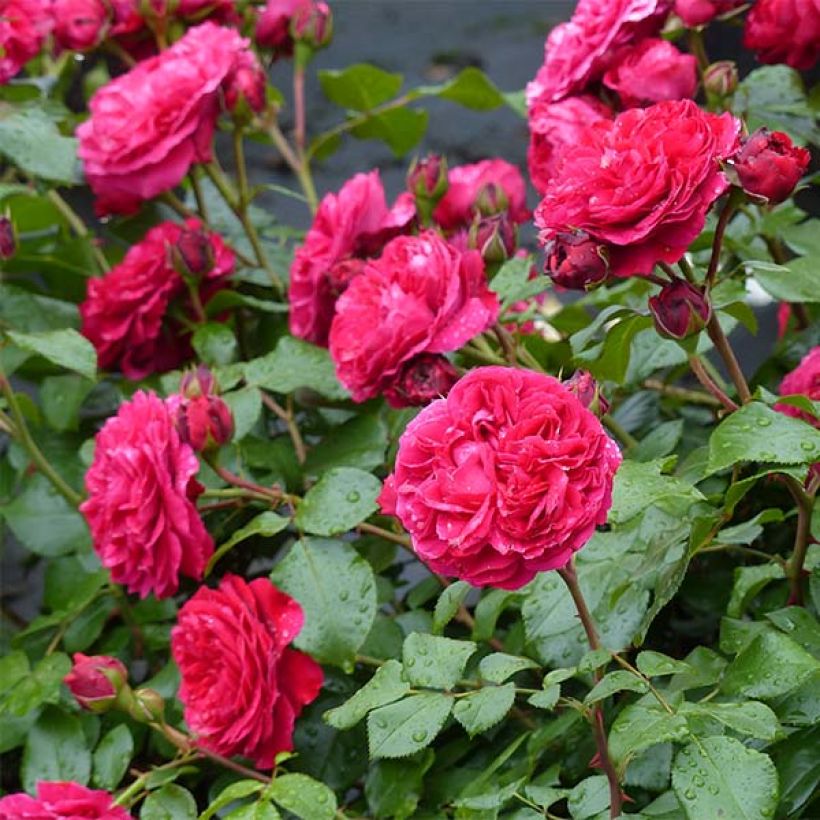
[
  {"xmin": 205, "ymin": 456, "xmax": 296, "ymax": 506},
  {"xmin": 643, "ymin": 378, "xmax": 723, "ymax": 408},
  {"xmin": 783, "ymin": 476, "xmax": 815, "ymax": 606},
  {"xmin": 687, "ymin": 356, "xmax": 738, "ymax": 411},
  {"xmin": 557, "ymin": 560, "xmax": 623, "ymax": 819},
  {"xmin": 706, "ymin": 315, "xmax": 752, "ymax": 404}
]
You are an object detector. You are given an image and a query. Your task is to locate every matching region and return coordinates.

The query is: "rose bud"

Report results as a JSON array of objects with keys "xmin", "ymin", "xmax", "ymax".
[
  {"xmin": 172, "ymin": 226, "xmax": 215, "ymax": 279},
  {"xmin": 732, "ymin": 128, "xmax": 811, "ymax": 204},
  {"xmin": 703, "ymin": 61, "xmax": 738, "ymax": 98},
  {"xmin": 129, "ymin": 687, "xmax": 166, "ymax": 724},
  {"xmin": 407, "ymin": 153, "xmax": 449, "ymax": 205},
  {"xmin": 649, "ymin": 279, "xmax": 711, "ymax": 340},
  {"xmin": 383, "ymin": 353, "xmax": 460, "ymax": 408},
  {"xmin": 0, "ymin": 216, "xmax": 16, "ymax": 259},
  {"xmin": 175, "ymin": 367, "xmax": 234, "ymax": 452},
  {"xmin": 290, "ymin": 0, "xmax": 332, "ymax": 51},
  {"xmin": 469, "ymin": 213, "xmax": 517, "ymax": 266},
  {"xmin": 564, "ymin": 370, "xmax": 610, "ymax": 417},
  {"xmin": 475, "ymin": 181, "xmax": 509, "ymax": 218},
  {"xmin": 64, "ymin": 654, "xmax": 129, "ymax": 713},
  {"xmin": 225, "ymin": 51, "xmax": 268, "ymax": 116},
  {"xmin": 544, "ymin": 230, "xmax": 609, "ymax": 290},
  {"xmin": 52, "ymin": 0, "xmax": 109, "ymax": 52}
]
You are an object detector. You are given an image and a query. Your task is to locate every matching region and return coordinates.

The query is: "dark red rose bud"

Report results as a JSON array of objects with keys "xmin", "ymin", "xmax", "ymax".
[
  {"xmin": 176, "ymin": 366, "xmax": 234, "ymax": 452},
  {"xmin": 475, "ymin": 182, "xmax": 510, "ymax": 218},
  {"xmin": 64, "ymin": 654, "xmax": 129, "ymax": 713},
  {"xmin": 469, "ymin": 213, "xmax": 518, "ymax": 266},
  {"xmin": 172, "ymin": 228, "xmax": 215, "ymax": 279},
  {"xmin": 0, "ymin": 216, "xmax": 15, "ymax": 259},
  {"xmin": 703, "ymin": 61, "xmax": 738, "ymax": 97},
  {"xmin": 225, "ymin": 53, "xmax": 268, "ymax": 115},
  {"xmin": 544, "ymin": 230, "xmax": 610, "ymax": 290},
  {"xmin": 732, "ymin": 128, "xmax": 811, "ymax": 204},
  {"xmin": 290, "ymin": 0, "xmax": 332, "ymax": 50},
  {"xmin": 649, "ymin": 279, "xmax": 711, "ymax": 340},
  {"xmin": 384, "ymin": 353, "xmax": 459, "ymax": 408},
  {"xmin": 407, "ymin": 154, "xmax": 449, "ymax": 204},
  {"xmin": 564, "ymin": 370, "xmax": 610, "ymax": 417}
]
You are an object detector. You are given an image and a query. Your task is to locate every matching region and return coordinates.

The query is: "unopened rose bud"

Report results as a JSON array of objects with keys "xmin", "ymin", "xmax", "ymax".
[
  {"xmin": 731, "ymin": 128, "xmax": 811, "ymax": 205},
  {"xmin": 255, "ymin": 0, "xmax": 296, "ymax": 55},
  {"xmin": 703, "ymin": 61, "xmax": 738, "ymax": 97},
  {"xmin": 172, "ymin": 227, "xmax": 214, "ymax": 279},
  {"xmin": 129, "ymin": 687, "xmax": 165, "ymax": 723},
  {"xmin": 0, "ymin": 217, "xmax": 16, "ymax": 259},
  {"xmin": 175, "ymin": 367, "xmax": 234, "ymax": 452},
  {"xmin": 180, "ymin": 364, "xmax": 215, "ymax": 398},
  {"xmin": 225, "ymin": 52, "xmax": 268, "ymax": 116},
  {"xmin": 475, "ymin": 182, "xmax": 509, "ymax": 218},
  {"xmin": 544, "ymin": 230, "xmax": 609, "ymax": 290},
  {"xmin": 649, "ymin": 279, "xmax": 711, "ymax": 340},
  {"xmin": 564, "ymin": 370, "xmax": 610, "ymax": 417},
  {"xmin": 64, "ymin": 654, "xmax": 129, "ymax": 714},
  {"xmin": 469, "ymin": 213, "xmax": 517, "ymax": 266},
  {"xmin": 407, "ymin": 154, "xmax": 449, "ymax": 205},
  {"xmin": 291, "ymin": 0, "xmax": 332, "ymax": 50},
  {"xmin": 384, "ymin": 353, "xmax": 459, "ymax": 408}
]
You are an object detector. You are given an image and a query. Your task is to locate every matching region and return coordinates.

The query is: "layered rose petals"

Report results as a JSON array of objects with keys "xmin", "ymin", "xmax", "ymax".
[
  {"xmin": 776, "ymin": 347, "xmax": 820, "ymax": 427},
  {"xmin": 0, "ymin": 0, "xmax": 51, "ymax": 83},
  {"xmin": 0, "ymin": 782, "xmax": 130, "ymax": 819},
  {"xmin": 171, "ymin": 575, "xmax": 323, "ymax": 769},
  {"xmin": 80, "ymin": 391, "xmax": 214, "ymax": 599},
  {"xmin": 743, "ymin": 0, "xmax": 820, "ymax": 71}
]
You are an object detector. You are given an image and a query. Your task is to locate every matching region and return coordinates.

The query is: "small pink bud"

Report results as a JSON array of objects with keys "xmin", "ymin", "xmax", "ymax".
[
  {"xmin": 564, "ymin": 370, "xmax": 610, "ymax": 417},
  {"xmin": 175, "ymin": 367, "xmax": 234, "ymax": 452},
  {"xmin": 475, "ymin": 182, "xmax": 509, "ymax": 218},
  {"xmin": 544, "ymin": 230, "xmax": 609, "ymax": 290},
  {"xmin": 649, "ymin": 279, "xmax": 711, "ymax": 340},
  {"xmin": 703, "ymin": 61, "xmax": 738, "ymax": 97},
  {"xmin": 225, "ymin": 52, "xmax": 268, "ymax": 115},
  {"xmin": 732, "ymin": 128, "xmax": 811, "ymax": 204},
  {"xmin": 290, "ymin": 0, "xmax": 332, "ymax": 50},
  {"xmin": 407, "ymin": 154, "xmax": 449, "ymax": 205},
  {"xmin": 469, "ymin": 213, "xmax": 517, "ymax": 266},
  {"xmin": 0, "ymin": 217, "xmax": 16, "ymax": 259},
  {"xmin": 384, "ymin": 353, "xmax": 459, "ymax": 408},
  {"xmin": 64, "ymin": 654, "xmax": 129, "ymax": 713}
]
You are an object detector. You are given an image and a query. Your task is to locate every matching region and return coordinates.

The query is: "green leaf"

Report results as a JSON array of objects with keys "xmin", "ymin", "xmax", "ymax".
[
  {"xmin": 528, "ymin": 685, "xmax": 561, "ymax": 711},
  {"xmin": 271, "ymin": 537, "xmax": 376, "ymax": 668},
  {"xmin": 225, "ymin": 801, "xmax": 280, "ymax": 820},
  {"xmin": 727, "ymin": 564, "xmax": 785, "ymax": 618},
  {"xmin": 1, "ymin": 652, "xmax": 70, "ymax": 717},
  {"xmin": 2, "ymin": 475, "xmax": 90, "ymax": 557},
  {"xmin": 574, "ymin": 313, "xmax": 654, "ymax": 384},
  {"xmin": 608, "ymin": 702, "xmax": 691, "ymax": 768},
  {"xmin": 304, "ymin": 412, "xmax": 387, "ymax": 474},
  {"xmin": 584, "ymin": 670, "xmax": 649, "ymax": 704},
  {"xmin": 432, "ymin": 580, "xmax": 471, "ymax": 634},
  {"xmin": 140, "ymin": 784, "xmax": 197, "ymax": 819},
  {"xmin": 0, "ymin": 105, "xmax": 81, "ymax": 183},
  {"xmin": 430, "ymin": 67, "xmax": 506, "ymax": 110},
  {"xmin": 478, "ymin": 652, "xmax": 538, "ymax": 684},
  {"xmin": 208, "ymin": 511, "xmax": 289, "ymax": 573},
  {"xmin": 6, "ymin": 329, "xmax": 96, "ymax": 379},
  {"xmin": 0, "ymin": 284, "xmax": 79, "ymax": 333},
  {"xmin": 222, "ymin": 387, "xmax": 262, "ymax": 442},
  {"xmin": 401, "ymin": 633, "xmax": 476, "ymax": 689},
  {"xmin": 490, "ymin": 257, "xmax": 549, "ymax": 309},
  {"xmin": 92, "ymin": 725, "xmax": 133, "ymax": 790},
  {"xmin": 671, "ymin": 736, "xmax": 779, "ymax": 820},
  {"xmin": 452, "ymin": 683, "xmax": 515, "ymax": 736},
  {"xmin": 715, "ymin": 508, "xmax": 784, "ymax": 546},
  {"xmin": 267, "ymin": 773, "xmax": 337, "ymax": 820},
  {"xmin": 365, "ymin": 752, "xmax": 434, "ymax": 820},
  {"xmin": 295, "ymin": 467, "xmax": 381, "ymax": 536},
  {"xmin": 722, "ymin": 630, "xmax": 819, "ymax": 699},
  {"xmin": 22, "ymin": 707, "xmax": 91, "ymax": 793},
  {"xmin": 319, "ymin": 64, "xmax": 404, "ymax": 110},
  {"xmin": 244, "ymin": 336, "xmax": 347, "ymax": 400},
  {"xmin": 367, "ymin": 692, "xmax": 453, "ymax": 759},
  {"xmin": 636, "ymin": 651, "xmax": 694, "ymax": 678},
  {"xmin": 40, "ymin": 375, "xmax": 94, "ymax": 432},
  {"xmin": 200, "ymin": 781, "xmax": 265, "ymax": 820},
  {"xmin": 350, "ymin": 107, "xmax": 429, "ymax": 157},
  {"xmin": 324, "ymin": 660, "xmax": 410, "ymax": 730},
  {"xmin": 771, "ymin": 725, "xmax": 820, "ymax": 818},
  {"xmin": 681, "ymin": 701, "xmax": 780, "ymax": 742},
  {"xmin": 766, "ymin": 606, "xmax": 820, "ymax": 658},
  {"xmin": 631, "ymin": 421, "xmax": 684, "ymax": 463},
  {"xmin": 707, "ymin": 402, "xmax": 820, "ymax": 473},
  {"xmin": 748, "ymin": 258, "xmax": 820, "ymax": 303},
  {"xmin": 568, "ymin": 775, "xmax": 610, "ymax": 819},
  {"xmin": 192, "ymin": 322, "xmax": 238, "ymax": 366}
]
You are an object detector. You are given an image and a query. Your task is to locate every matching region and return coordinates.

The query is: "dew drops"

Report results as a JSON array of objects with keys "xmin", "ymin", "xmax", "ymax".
[
  {"xmin": 411, "ymin": 730, "xmax": 427, "ymax": 742},
  {"xmin": 684, "ymin": 789, "xmax": 696, "ymax": 800},
  {"xmin": 756, "ymin": 417, "xmax": 772, "ymax": 427},
  {"xmin": 346, "ymin": 490, "xmax": 361, "ymax": 503}
]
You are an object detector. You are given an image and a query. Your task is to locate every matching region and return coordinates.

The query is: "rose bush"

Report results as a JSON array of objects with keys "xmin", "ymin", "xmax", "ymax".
[{"xmin": 1, "ymin": 0, "xmax": 818, "ymax": 818}]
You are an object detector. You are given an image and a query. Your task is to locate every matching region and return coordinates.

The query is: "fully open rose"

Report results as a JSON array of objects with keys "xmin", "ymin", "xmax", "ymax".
[
  {"xmin": 380, "ymin": 366, "xmax": 622, "ymax": 589},
  {"xmin": 535, "ymin": 99, "xmax": 740, "ymax": 278},
  {"xmin": 743, "ymin": 0, "xmax": 820, "ymax": 70},
  {"xmin": 171, "ymin": 575, "xmax": 323, "ymax": 769},
  {"xmin": 0, "ymin": 0, "xmax": 50, "ymax": 83},
  {"xmin": 0, "ymin": 782, "xmax": 130, "ymax": 819}
]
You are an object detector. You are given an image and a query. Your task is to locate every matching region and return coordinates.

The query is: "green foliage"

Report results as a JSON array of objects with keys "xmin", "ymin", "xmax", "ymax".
[{"xmin": 294, "ymin": 467, "xmax": 382, "ymax": 536}]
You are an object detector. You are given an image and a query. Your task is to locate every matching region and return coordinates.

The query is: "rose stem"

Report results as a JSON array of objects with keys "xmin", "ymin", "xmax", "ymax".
[
  {"xmin": 189, "ymin": 169, "xmax": 210, "ymax": 223},
  {"xmin": 261, "ymin": 115, "xmax": 319, "ymax": 214},
  {"xmin": 705, "ymin": 316, "xmax": 752, "ymax": 404},
  {"xmin": 261, "ymin": 392, "xmax": 307, "ymax": 464},
  {"xmin": 46, "ymin": 189, "xmax": 109, "ymax": 273},
  {"xmin": 0, "ymin": 369, "xmax": 83, "ymax": 507},
  {"xmin": 294, "ymin": 62, "xmax": 307, "ymax": 156},
  {"xmin": 705, "ymin": 194, "xmax": 738, "ymax": 289},
  {"xmin": 602, "ymin": 415, "xmax": 638, "ymax": 450},
  {"xmin": 687, "ymin": 356, "xmax": 738, "ymax": 411},
  {"xmin": 642, "ymin": 378, "xmax": 722, "ymax": 408},
  {"xmin": 557, "ymin": 560, "xmax": 623, "ymax": 819},
  {"xmin": 783, "ymin": 475, "xmax": 816, "ymax": 606}
]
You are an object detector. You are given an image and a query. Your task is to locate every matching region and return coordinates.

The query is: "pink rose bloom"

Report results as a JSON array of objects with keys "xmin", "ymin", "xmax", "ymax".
[
  {"xmin": 0, "ymin": 782, "xmax": 131, "ymax": 819},
  {"xmin": 172, "ymin": 575, "xmax": 323, "ymax": 770},
  {"xmin": 77, "ymin": 22, "xmax": 255, "ymax": 214},
  {"xmin": 602, "ymin": 39, "xmax": 698, "ymax": 108},
  {"xmin": 256, "ymin": 0, "xmax": 300, "ymax": 54},
  {"xmin": 433, "ymin": 158, "xmax": 530, "ymax": 232},
  {"xmin": 526, "ymin": 0, "xmax": 672, "ymax": 105},
  {"xmin": 289, "ymin": 170, "xmax": 415, "ymax": 346},
  {"xmin": 52, "ymin": 0, "xmax": 108, "ymax": 51},
  {"xmin": 675, "ymin": 0, "xmax": 744, "ymax": 26},
  {"xmin": 535, "ymin": 100, "xmax": 740, "ymax": 278},
  {"xmin": 380, "ymin": 366, "xmax": 622, "ymax": 589},
  {"xmin": 776, "ymin": 347, "xmax": 820, "ymax": 427},
  {"xmin": 80, "ymin": 391, "xmax": 214, "ymax": 599},
  {"xmin": 329, "ymin": 232, "xmax": 500, "ymax": 404},
  {"xmin": 743, "ymin": 0, "xmax": 820, "ymax": 70},
  {"xmin": 80, "ymin": 219, "xmax": 234, "ymax": 380},
  {"xmin": 527, "ymin": 95, "xmax": 612, "ymax": 195},
  {"xmin": 176, "ymin": 0, "xmax": 238, "ymax": 23},
  {"xmin": 0, "ymin": 0, "xmax": 51, "ymax": 83}
]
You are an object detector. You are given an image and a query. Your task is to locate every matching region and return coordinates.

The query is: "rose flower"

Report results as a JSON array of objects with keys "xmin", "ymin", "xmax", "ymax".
[
  {"xmin": 743, "ymin": 0, "xmax": 820, "ymax": 71},
  {"xmin": 0, "ymin": 782, "xmax": 130, "ymax": 819},
  {"xmin": 0, "ymin": 0, "xmax": 51, "ymax": 83},
  {"xmin": 776, "ymin": 347, "xmax": 820, "ymax": 428}
]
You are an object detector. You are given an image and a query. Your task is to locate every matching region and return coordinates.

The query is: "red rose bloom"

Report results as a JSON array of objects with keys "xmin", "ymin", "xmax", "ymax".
[
  {"xmin": 52, "ymin": 0, "xmax": 108, "ymax": 51},
  {"xmin": 80, "ymin": 391, "xmax": 214, "ymax": 599},
  {"xmin": 675, "ymin": 0, "xmax": 744, "ymax": 26},
  {"xmin": 527, "ymin": 95, "xmax": 612, "ymax": 195},
  {"xmin": 0, "ymin": 782, "xmax": 130, "ymax": 819},
  {"xmin": 171, "ymin": 575, "xmax": 323, "ymax": 770},
  {"xmin": 602, "ymin": 39, "xmax": 698, "ymax": 108},
  {"xmin": 289, "ymin": 170, "xmax": 415, "ymax": 346},
  {"xmin": 535, "ymin": 100, "xmax": 740, "ymax": 278},
  {"xmin": 776, "ymin": 347, "xmax": 820, "ymax": 427},
  {"xmin": 743, "ymin": 0, "xmax": 820, "ymax": 70},
  {"xmin": 732, "ymin": 128, "xmax": 811, "ymax": 204},
  {"xmin": 80, "ymin": 219, "xmax": 234, "ymax": 379},
  {"xmin": 433, "ymin": 159, "xmax": 530, "ymax": 232},
  {"xmin": 526, "ymin": 0, "xmax": 671, "ymax": 105},
  {"xmin": 329, "ymin": 232, "xmax": 500, "ymax": 403},
  {"xmin": 380, "ymin": 366, "xmax": 622, "ymax": 589},
  {"xmin": 0, "ymin": 0, "xmax": 51, "ymax": 84},
  {"xmin": 77, "ymin": 22, "xmax": 256, "ymax": 214}
]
